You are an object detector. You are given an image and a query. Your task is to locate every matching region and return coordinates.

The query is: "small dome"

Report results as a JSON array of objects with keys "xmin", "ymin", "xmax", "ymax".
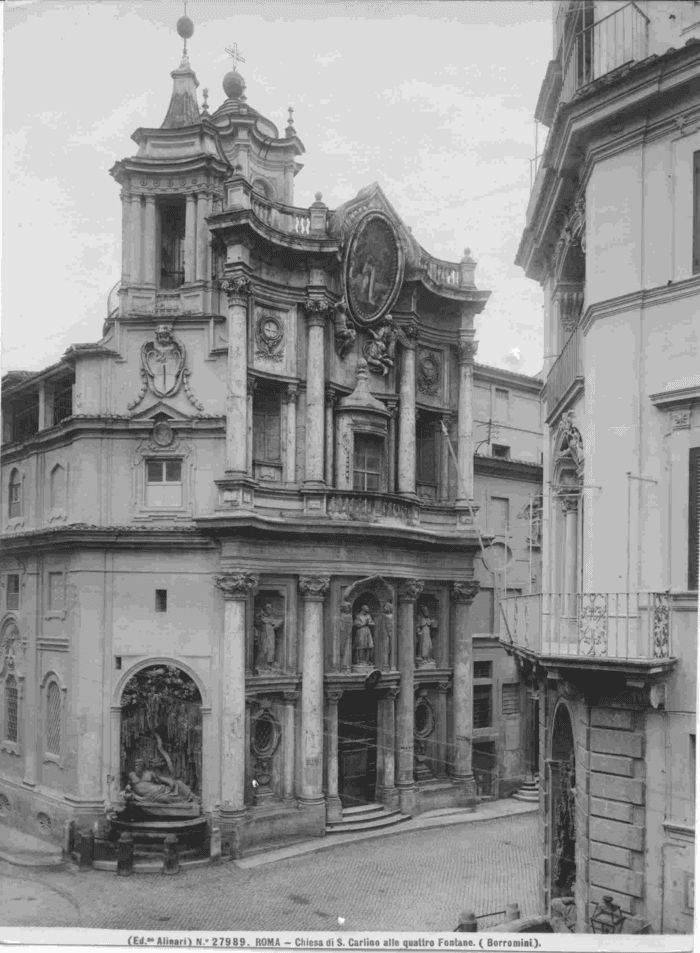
[
  {"xmin": 177, "ymin": 16, "xmax": 194, "ymax": 40},
  {"xmin": 223, "ymin": 70, "xmax": 246, "ymax": 100}
]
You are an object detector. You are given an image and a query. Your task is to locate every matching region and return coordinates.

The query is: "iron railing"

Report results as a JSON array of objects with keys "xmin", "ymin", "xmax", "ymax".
[
  {"xmin": 546, "ymin": 328, "xmax": 583, "ymax": 418},
  {"xmin": 499, "ymin": 591, "xmax": 673, "ymax": 661},
  {"xmin": 561, "ymin": 2, "xmax": 649, "ymax": 104}
]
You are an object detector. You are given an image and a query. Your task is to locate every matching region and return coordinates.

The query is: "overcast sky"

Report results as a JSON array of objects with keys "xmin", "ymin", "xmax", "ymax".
[{"xmin": 2, "ymin": 0, "xmax": 552, "ymax": 377}]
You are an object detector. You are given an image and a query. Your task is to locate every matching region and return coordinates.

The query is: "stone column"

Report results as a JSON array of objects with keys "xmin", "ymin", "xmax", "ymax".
[
  {"xmin": 562, "ymin": 496, "xmax": 579, "ymax": 620},
  {"xmin": 377, "ymin": 687, "xmax": 399, "ymax": 809},
  {"xmin": 214, "ymin": 571, "xmax": 259, "ymax": 817},
  {"xmin": 220, "ymin": 277, "xmax": 251, "ymax": 476},
  {"xmin": 196, "ymin": 191, "xmax": 208, "ymax": 282},
  {"xmin": 440, "ymin": 415, "xmax": 451, "ymax": 502},
  {"xmin": 451, "ymin": 580, "xmax": 480, "ymax": 802},
  {"xmin": 304, "ymin": 301, "xmax": 329, "ymax": 486},
  {"xmin": 284, "ymin": 385, "xmax": 298, "ymax": 484},
  {"xmin": 247, "ymin": 376, "xmax": 256, "ymax": 479},
  {"xmin": 456, "ymin": 335, "xmax": 478, "ymax": 503},
  {"xmin": 397, "ymin": 579, "xmax": 423, "ymax": 814},
  {"xmin": 121, "ymin": 191, "xmax": 131, "ymax": 283},
  {"xmin": 298, "ymin": 575, "xmax": 330, "ymax": 806},
  {"xmin": 398, "ymin": 326, "xmax": 418, "ymax": 496},
  {"xmin": 281, "ymin": 691, "xmax": 298, "ymax": 802},
  {"xmin": 184, "ymin": 193, "xmax": 197, "ymax": 283},
  {"xmin": 143, "ymin": 195, "xmax": 157, "ymax": 285},
  {"xmin": 387, "ymin": 400, "xmax": 398, "ymax": 494},
  {"xmin": 324, "ymin": 690, "xmax": 343, "ymax": 823},
  {"xmin": 130, "ymin": 193, "xmax": 143, "ymax": 284},
  {"xmin": 324, "ymin": 389, "xmax": 335, "ymax": 486},
  {"xmin": 436, "ymin": 680, "xmax": 450, "ymax": 777}
]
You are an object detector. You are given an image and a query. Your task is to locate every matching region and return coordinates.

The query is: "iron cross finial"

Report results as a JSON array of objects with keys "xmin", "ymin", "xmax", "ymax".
[{"xmin": 225, "ymin": 43, "xmax": 246, "ymax": 71}]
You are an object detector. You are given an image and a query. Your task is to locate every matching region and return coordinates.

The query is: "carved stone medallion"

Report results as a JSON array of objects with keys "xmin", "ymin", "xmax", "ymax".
[
  {"xmin": 417, "ymin": 351, "xmax": 441, "ymax": 397},
  {"xmin": 255, "ymin": 313, "xmax": 284, "ymax": 363},
  {"xmin": 344, "ymin": 212, "xmax": 404, "ymax": 327}
]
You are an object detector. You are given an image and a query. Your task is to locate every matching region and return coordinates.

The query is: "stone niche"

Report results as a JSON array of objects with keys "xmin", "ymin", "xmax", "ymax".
[
  {"xmin": 246, "ymin": 696, "xmax": 283, "ymax": 806},
  {"xmin": 337, "ymin": 575, "xmax": 395, "ymax": 673},
  {"xmin": 415, "ymin": 594, "xmax": 440, "ymax": 669},
  {"xmin": 250, "ymin": 590, "xmax": 286, "ymax": 675}
]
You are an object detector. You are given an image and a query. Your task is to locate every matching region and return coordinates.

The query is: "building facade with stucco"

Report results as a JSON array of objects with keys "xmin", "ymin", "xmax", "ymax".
[{"xmin": 0, "ymin": 27, "xmax": 542, "ymax": 855}]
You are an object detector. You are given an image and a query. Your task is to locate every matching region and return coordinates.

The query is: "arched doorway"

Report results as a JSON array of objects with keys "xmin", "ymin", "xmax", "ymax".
[
  {"xmin": 551, "ymin": 702, "xmax": 576, "ymax": 899},
  {"xmin": 120, "ymin": 664, "xmax": 203, "ymax": 796}
]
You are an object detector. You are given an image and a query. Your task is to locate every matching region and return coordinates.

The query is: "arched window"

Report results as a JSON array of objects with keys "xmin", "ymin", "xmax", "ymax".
[
  {"xmin": 50, "ymin": 464, "xmax": 66, "ymax": 511},
  {"xmin": 8, "ymin": 470, "xmax": 21, "ymax": 519},
  {"xmin": 4, "ymin": 675, "xmax": 18, "ymax": 743},
  {"xmin": 45, "ymin": 682, "xmax": 61, "ymax": 756}
]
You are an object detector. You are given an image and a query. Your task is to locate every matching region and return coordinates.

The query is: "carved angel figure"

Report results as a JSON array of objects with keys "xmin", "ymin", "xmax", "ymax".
[
  {"xmin": 363, "ymin": 316, "xmax": 397, "ymax": 376},
  {"xmin": 352, "ymin": 604, "xmax": 375, "ymax": 665},
  {"xmin": 416, "ymin": 605, "xmax": 438, "ymax": 664},
  {"xmin": 333, "ymin": 300, "xmax": 357, "ymax": 360}
]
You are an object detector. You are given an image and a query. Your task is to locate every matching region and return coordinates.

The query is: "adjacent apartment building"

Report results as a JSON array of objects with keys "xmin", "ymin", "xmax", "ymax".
[{"xmin": 504, "ymin": 0, "xmax": 700, "ymax": 934}]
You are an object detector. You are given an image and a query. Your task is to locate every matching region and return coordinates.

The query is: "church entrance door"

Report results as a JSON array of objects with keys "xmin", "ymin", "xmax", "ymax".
[{"xmin": 338, "ymin": 692, "xmax": 377, "ymax": 807}]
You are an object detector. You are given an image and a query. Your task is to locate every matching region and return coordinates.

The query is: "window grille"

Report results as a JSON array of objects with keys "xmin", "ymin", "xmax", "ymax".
[
  {"xmin": 474, "ymin": 661, "xmax": 492, "ymax": 680},
  {"xmin": 473, "ymin": 685, "xmax": 492, "ymax": 729},
  {"xmin": 6, "ymin": 575, "xmax": 20, "ymax": 610},
  {"xmin": 353, "ymin": 434, "xmax": 383, "ymax": 492},
  {"xmin": 5, "ymin": 676, "xmax": 18, "ymax": 743},
  {"xmin": 45, "ymin": 683, "xmax": 61, "ymax": 756},
  {"xmin": 52, "ymin": 380, "xmax": 73, "ymax": 424},
  {"xmin": 253, "ymin": 391, "xmax": 281, "ymax": 463},
  {"xmin": 8, "ymin": 471, "xmax": 21, "ymax": 518}
]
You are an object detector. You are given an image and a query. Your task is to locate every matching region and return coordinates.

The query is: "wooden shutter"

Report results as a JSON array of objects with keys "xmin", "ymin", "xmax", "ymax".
[
  {"xmin": 693, "ymin": 152, "xmax": 700, "ymax": 275},
  {"xmin": 689, "ymin": 447, "xmax": 700, "ymax": 590}
]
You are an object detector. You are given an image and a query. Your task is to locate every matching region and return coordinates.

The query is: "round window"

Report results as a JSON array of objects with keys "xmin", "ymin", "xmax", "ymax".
[
  {"xmin": 414, "ymin": 697, "xmax": 435, "ymax": 739},
  {"xmin": 251, "ymin": 711, "xmax": 280, "ymax": 758}
]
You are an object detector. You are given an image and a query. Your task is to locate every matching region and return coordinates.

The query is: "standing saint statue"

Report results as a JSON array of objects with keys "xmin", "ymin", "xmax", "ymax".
[
  {"xmin": 254, "ymin": 602, "xmax": 284, "ymax": 671},
  {"xmin": 416, "ymin": 605, "xmax": 438, "ymax": 665},
  {"xmin": 352, "ymin": 604, "xmax": 376, "ymax": 666}
]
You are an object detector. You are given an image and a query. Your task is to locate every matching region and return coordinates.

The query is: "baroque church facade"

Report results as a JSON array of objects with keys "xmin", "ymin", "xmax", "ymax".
[{"xmin": 0, "ymin": 26, "xmax": 542, "ymax": 854}]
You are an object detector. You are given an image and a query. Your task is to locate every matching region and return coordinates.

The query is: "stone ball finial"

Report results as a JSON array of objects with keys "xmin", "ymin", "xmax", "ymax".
[
  {"xmin": 315, "ymin": 191, "xmax": 322, "ymax": 202},
  {"xmin": 177, "ymin": 16, "xmax": 195, "ymax": 40},
  {"xmin": 223, "ymin": 70, "xmax": 246, "ymax": 100},
  {"xmin": 462, "ymin": 247, "xmax": 473, "ymax": 261}
]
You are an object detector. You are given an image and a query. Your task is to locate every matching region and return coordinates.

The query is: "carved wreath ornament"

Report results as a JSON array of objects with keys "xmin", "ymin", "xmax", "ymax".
[
  {"xmin": 417, "ymin": 352, "xmax": 441, "ymax": 397},
  {"xmin": 255, "ymin": 314, "xmax": 284, "ymax": 363}
]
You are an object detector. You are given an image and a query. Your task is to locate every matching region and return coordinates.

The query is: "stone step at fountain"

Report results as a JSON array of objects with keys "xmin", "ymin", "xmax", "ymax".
[
  {"xmin": 512, "ymin": 778, "xmax": 540, "ymax": 803},
  {"xmin": 325, "ymin": 802, "xmax": 411, "ymax": 834}
]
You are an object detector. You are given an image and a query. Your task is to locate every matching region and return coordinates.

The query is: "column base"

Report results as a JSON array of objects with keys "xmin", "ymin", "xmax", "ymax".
[
  {"xmin": 300, "ymin": 486, "xmax": 327, "ymax": 517},
  {"xmin": 298, "ymin": 795, "xmax": 326, "ymax": 809},
  {"xmin": 376, "ymin": 785, "xmax": 399, "ymax": 812},
  {"xmin": 325, "ymin": 795, "xmax": 343, "ymax": 824},
  {"xmin": 450, "ymin": 774, "xmax": 478, "ymax": 807},
  {"xmin": 397, "ymin": 784, "xmax": 415, "ymax": 816}
]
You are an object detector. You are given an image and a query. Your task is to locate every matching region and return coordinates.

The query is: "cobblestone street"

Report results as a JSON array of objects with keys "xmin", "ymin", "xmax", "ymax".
[{"xmin": 0, "ymin": 813, "xmax": 539, "ymax": 934}]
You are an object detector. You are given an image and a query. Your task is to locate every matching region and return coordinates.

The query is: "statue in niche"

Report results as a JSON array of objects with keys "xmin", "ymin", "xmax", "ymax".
[
  {"xmin": 352, "ymin": 604, "xmax": 376, "ymax": 666},
  {"xmin": 416, "ymin": 604, "xmax": 438, "ymax": 666},
  {"xmin": 363, "ymin": 316, "xmax": 398, "ymax": 376},
  {"xmin": 124, "ymin": 734, "xmax": 198, "ymax": 806},
  {"xmin": 382, "ymin": 602, "xmax": 394, "ymax": 670},
  {"xmin": 254, "ymin": 601, "xmax": 284, "ymax": 672}
]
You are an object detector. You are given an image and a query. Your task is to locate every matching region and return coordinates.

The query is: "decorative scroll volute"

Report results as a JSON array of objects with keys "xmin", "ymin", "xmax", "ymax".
[
  {"xmin": 299, "ymin": 574, "xmax": 331, "ymax": 601},
  {"xmin": 214, "ymin": 571, "xmax": 259, "ymax": 600}
]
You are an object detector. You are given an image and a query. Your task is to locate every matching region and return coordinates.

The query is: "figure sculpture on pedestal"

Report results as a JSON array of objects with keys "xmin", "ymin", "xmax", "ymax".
[
  {"xmin": 352, "ymin": 604, "xmax": 375, "ymax": 666},
  {"xmin": 416, "ymin": 605, "xmax": 438, "ymax": 666},
  {"xmin": 254, "ymin": 602, "xmax": 284, "ymax": 672}
]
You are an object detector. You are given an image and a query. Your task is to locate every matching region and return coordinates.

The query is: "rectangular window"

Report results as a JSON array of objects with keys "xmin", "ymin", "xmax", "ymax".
[
  {"xmin": 473, "ymin": 685, "xmax": 493, "ymax": 729},
  {"xmin": 474, "ymin": 661, "xmax": 492, "ymax": 680},
  {"xmin": 155, "ymin": 590, "xmax": 167, "ymax": 612},
  {"xmin": 253, "ymin": 390, "xmax": 281, "ymax": 464},
  {"xmin": 48, "ymin": 572, "xmax": 64, "ymax": 611},
  {"xmin": 6, "ymin": 575, "xmax": 19, "ymax": 610},
  {"xmin": 159, "ymin": 198, "xmax": 186, "ymax": 289},
  {"xmin": 502, "ymin": 683, "xmax": 520, "ymax": 715},
  {"xmin": 490, "ymin": 496, "xmax": 510, "ymax": 537},
  {"xmin": 694, "ymin": 151, "xmax": 700, "ymax": 275},
  {"xmin": 416, "ymin": 417, "xmax": 437, "ymax": 487},
  {"xmin": 145, "ymin": 459, "xmax": 183, "ymax": 508},
  {"xmin": 494, "ymin": 388, "xmax": 509, "ymax": 422},
  {"xmin": 353, "ymin": 433, "xmax": 383, "ymax": 492},
  {"xmin": 492, "ymin": 444, "xmax": 511, "ymax": 460},
  {"xmin": 690, "ymin": 447, "xmax": 699, "ymax": 590}
]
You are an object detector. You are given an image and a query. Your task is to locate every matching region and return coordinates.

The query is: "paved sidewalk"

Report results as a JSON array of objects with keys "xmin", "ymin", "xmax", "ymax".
[
  {"xmin": 0, "ymin": 823, "xmax": 64, "ymax": 869},
  {"xmin": 237, "ymin": 797, "xmax": 538, "ymax": 868}
]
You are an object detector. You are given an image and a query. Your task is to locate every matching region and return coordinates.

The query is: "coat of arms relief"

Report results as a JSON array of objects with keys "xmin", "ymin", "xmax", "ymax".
[{"xmin": 128, "ymin": 326, "xmax": 204, "ymax": 414}]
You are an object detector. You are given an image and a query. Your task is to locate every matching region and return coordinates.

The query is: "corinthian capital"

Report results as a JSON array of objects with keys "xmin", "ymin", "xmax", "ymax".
[
  {"xmin": 220, "ymin": 276, "xmax": 252, "ymax": 302},
  {"xmin": 457, "ymin": 339, "xmax": 478, "ymax": 365},
  {"xmin": 214, "ymin": 571, "xmax": 259, "ymax": 599},
  {"xmin": 452, "ymin": 580, "xmax": 480, "ymax": 605},
  {"xmin": 299, "ymin": 574, "xmax": 331, "ymax": 601},
  {"xmin": 557, "ymin": 289, "xmax": 584, "ymax": 332},
  {"xmin": 398, "ymin": 579, "xmax": 424, "ymax": 602},
  {"xmin": 304, "ymin": 298, "xmax": 333, "ymax": 327}
]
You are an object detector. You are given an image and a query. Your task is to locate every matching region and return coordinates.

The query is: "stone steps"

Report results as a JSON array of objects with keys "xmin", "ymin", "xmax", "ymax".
[
  {"xmin": 326, "ymin": 802, "xmax": 411, "ymax": 834},
  {"xmin": 512, "ymin": 779, "xmax": 540, "ymax": 803}
]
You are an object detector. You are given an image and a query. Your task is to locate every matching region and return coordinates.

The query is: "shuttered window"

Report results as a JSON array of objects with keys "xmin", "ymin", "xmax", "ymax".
[
  {"xmin": 253, "ymin": 391, "xmax": 281, "ymax": 464},
  {"xmin": 689, "ymin": 447, "xmax": 700, "ymax": 590},
  {"xmin": 694, "ymin": 152, "xmax": 700, "ymax": 275}
]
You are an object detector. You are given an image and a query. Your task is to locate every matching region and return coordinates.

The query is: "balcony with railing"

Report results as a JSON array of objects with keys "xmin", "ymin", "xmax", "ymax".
[
  {"xmin": 561, "ymin": 2, "xmax": 650, "ymax": 105},
  {"xmin": 499, "ymin": 591, "xmax": 675, "ymax": 663},
  {"xmin": 545, "ymin": 327, "xmax": 583, "ymax": 420}
]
